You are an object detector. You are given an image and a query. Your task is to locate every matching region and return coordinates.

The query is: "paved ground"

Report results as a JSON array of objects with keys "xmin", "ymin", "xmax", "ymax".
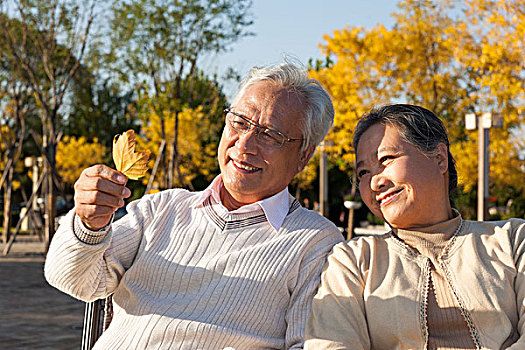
[{"xmin": 0, "ymin": 236, "xmax": 85, "ymax": 350}]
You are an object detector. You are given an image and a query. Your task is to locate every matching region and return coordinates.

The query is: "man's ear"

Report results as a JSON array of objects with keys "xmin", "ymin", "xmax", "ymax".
[
  {"xmin": 435, "ymin": 143, "xmax": 449, "ymax": 174},
  {"xmin": 297, "ymin": 145, "xmax": 316, "ymax": 172}
]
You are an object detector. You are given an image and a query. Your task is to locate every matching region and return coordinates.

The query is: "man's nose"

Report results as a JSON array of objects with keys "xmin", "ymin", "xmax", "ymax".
[{"xmin": 236, "ymin": 129, "xmax": 259, "ymax": 151}]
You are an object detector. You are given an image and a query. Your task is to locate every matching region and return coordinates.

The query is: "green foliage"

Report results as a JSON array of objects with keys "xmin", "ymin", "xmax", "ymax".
[
  {"xmin": 106, "ymin": 0, "xmax": 253, "ymax": 87},
  {"xmin": 60, "ymin": 75, "xmax": 138, "ymax": 148}
]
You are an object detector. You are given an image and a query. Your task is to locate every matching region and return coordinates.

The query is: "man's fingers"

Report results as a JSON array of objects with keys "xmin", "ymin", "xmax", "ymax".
[
  {"xmin": 81, "ymin": 164, "xmax": 128, "ymax": 185},
  {"xmin": 75, "ymin": 164, "xmax": 131, "ymax": 199},
  {"xmin": 75, "ymin": 176, "xmax": 131, "ymax": 199},
  {"xmin": 72, "ymin": 164, "xmax": 130, "ymax": 231},
  {"xmin": 75, "ymin": 190, "xmax": 125, "ymax": 208}
]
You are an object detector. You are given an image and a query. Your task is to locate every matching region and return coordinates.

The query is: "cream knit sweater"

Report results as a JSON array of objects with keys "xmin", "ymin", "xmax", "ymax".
[{"xmin": 44, "ymin": 189, "xmax": 343, "ymax": 349}]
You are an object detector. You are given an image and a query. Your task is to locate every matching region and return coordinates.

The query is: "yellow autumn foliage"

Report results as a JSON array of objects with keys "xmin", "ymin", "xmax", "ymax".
[
  {"xmin": 112, "ymin": 130, "xmax": 150, "ymax": 180},
  {"xmin": 137, "ymin": 105, "xmax": 221, "ymax": 189},
  {"xmin": 0, "ymin": 124, "xmax": 22, "ymax": 191},
  {"xmin": 312, "ymin": 0, "xmax": 524, "ymax": 207},
  {"xmin": 0, "ymin": 125, "xmax": 12, "ymax": 170},
  {"xmin": 56, "ymin": 136, "xmax": 107, "ymax": 185}
]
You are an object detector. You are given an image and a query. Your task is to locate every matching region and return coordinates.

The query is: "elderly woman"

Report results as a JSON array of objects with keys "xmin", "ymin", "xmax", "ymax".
[{"xmin": 305, "ymin": 104, "xmax": 525, "ymax": 349}]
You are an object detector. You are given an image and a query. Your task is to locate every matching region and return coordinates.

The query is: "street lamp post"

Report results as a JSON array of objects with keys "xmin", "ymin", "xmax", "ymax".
[
  {"xmin": 319, "ymin": 140, "xmax": 333, "ymax": 218},
  {"xmin": 344, "ymin": 200, "xmax": 362, "ymax": 239},
  {"xmin": 319, "ymin": 140, "xmax": 329, "ymax": 217},
  {"xmin": 465, "ymin": 112, "xmax": 501, "ymax": 221}
]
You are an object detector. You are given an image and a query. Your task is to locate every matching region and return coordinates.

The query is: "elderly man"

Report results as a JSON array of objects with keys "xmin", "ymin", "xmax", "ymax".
[{"xmin": 45, "ymin": 60, "xmax": 343, "ymax": 349}]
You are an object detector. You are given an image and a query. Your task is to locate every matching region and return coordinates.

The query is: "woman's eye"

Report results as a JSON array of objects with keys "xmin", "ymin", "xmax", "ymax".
[
  {"xmin": 379, "ymin": 155, "xmax": 394, "ymax": 163},
  {"xmin": 357, "ymin": 170, "xmax": 369, "ymax": 179}
]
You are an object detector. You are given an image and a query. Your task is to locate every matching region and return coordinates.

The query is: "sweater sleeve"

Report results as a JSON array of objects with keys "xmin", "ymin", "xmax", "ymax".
[
  {"xmin": 285, "ymin": 226, "xmax": 344, "ymax": 349},
  {"xmin": 304, "ymin": 240, "xmax": 371, "ymax": 350},
  {"xmin": 44, "ymin": 196, "xmax": 154, "ymax": 302},
  {"xmin": 507, "ymin": 219, "xmax": 525, "ymax": 349}
]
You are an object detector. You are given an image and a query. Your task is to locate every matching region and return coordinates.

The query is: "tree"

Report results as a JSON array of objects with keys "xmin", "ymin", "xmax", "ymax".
[
  {"xmin": 311, "ymin": 0, "xmax": 524, "ymax": 219},
  {"xmin": 0, "ymin": 63, "xmax": 36, "ymax": 242},
  {"xmin": 0, "ymin": 0, "xmax": 98, "ymax": 246},
  {"xmin": 0, "ymin": 107, "xmax": 25, "ymax": 242},
  {"xmin": 136, "ymin": 72, "xmax": 228, "ymax": 191},
  {"xmin": 56, "ymin": 136, "xmax": 107, "ymax": 186},
  {"xmin": 453, "ymin": 0, "xmax": 525, "ymax": 195},
  {"xmin": 106, "ymin": 0, "xmax": 253, "ymax": 190},
  {"xmin": 61, "ymin": 74, "xmax": 138, "ymax": 148}
]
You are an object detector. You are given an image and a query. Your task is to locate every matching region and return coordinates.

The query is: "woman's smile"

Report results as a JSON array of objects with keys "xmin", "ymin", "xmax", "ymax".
[
  {"xmin": 357, "ymin": 123, "xmax": 451, "ymax": 228},
  {"xmin": 377, "ymin": 188, "xmax": 403, "ymax": 207}
]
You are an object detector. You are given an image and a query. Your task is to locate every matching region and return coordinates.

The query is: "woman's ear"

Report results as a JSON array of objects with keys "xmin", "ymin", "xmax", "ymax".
[{"xmin": 435, "ymin": 143, "xmax": 449, "ymax": 174}]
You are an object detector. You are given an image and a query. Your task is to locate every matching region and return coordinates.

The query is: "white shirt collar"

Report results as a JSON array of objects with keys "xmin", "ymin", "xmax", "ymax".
[{"xmin": 194, "ymin": 175, "xmax": 290, "ymax": 232}]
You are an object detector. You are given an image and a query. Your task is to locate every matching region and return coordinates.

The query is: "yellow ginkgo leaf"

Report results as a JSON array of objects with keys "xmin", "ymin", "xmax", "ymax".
[{"xmin": 112, "ymin": 130, "xmax": 151, "ymax": 180}]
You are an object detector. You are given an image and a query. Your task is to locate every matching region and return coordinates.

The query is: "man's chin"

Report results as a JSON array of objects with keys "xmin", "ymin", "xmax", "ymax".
[{"xmin": 223, "ymin": 183, "xmax": 261, "ymax": 200}]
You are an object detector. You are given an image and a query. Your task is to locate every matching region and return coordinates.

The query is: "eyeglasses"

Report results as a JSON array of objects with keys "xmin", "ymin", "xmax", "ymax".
[{"xmin": 224, "ymin": 108, "xmax": 304, "ymax": 148}]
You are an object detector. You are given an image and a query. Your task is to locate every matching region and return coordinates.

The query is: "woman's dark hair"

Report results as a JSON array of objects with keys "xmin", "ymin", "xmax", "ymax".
[{"xmin": 353, "ymin": 104, "xmax": 458, "ymax": 194}]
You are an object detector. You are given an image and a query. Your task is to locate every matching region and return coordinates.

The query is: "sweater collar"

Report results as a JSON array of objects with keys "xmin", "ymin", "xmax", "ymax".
[
  {"xmin": 194, "ymin": 175, "xmax": 290, "ymax": 232},
  {"xmin": 392, "ymin": 209, "xmax": 462, "ymax": 258}
]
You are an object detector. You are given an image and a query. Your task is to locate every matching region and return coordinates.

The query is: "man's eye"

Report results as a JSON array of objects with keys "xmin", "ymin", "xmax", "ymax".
[
  {"xmin": 260, "ymin": 130, "xmax": 282, "ymax": 144},
  {"xmin": 232, "ymin": 120, "xmax": 249, "ymax": 129}
]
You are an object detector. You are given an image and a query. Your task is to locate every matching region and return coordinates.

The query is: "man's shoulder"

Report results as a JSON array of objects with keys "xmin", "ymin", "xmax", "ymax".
[
  {"xmin": 284, "ymin": 206, "xmax": 343, "ymax": 245},
  {"xmin": 287, "ymin": 206, "xmax": 337, "ymax": 228},
  {"xmin": 130, "ymin": 188, "xmax": 202, "ymax": 212},
  {"xmin": 146, "ymin": 187, "xmax": 199, "ymax": 200}
]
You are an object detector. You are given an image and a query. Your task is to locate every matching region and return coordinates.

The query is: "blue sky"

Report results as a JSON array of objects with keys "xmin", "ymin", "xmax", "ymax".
[{"xmin": 204, "ymin": 0, "xmax": 400, "ymax": 99}]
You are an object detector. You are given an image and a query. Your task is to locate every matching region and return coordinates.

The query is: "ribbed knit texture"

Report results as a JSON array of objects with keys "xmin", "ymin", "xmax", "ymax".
[
  {"xmin": 44, "ymin": 189, "xmax": 343, "ymax": 349},
  {"xmin": 395, "ymin": 214, "xmax": 476, "ymax": 350}
]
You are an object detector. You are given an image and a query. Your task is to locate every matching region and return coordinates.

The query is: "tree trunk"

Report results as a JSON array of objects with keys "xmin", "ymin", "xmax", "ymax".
[
  {"xmin": 2, "ymin": 167, "xmax": 14, "ymax": 244},
  {"xmin": 160, "ymin": 119, "xmax": 168, "ymax": 190},
  {"xmin": 43, "ymin": 119, "xmax": 57, "ymax": 251},
  {"xmin": 167, "ymin": 110, "xmax": 179, "ymax": 189},
  {"xmin": 45, "ymin": 143, "xmax": 56, "ymax": 251}
]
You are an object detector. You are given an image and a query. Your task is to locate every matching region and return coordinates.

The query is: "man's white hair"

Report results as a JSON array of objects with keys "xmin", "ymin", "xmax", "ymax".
[{"xmin": 233, "ymin": 58, "xmax": 334, "ymax": 154}]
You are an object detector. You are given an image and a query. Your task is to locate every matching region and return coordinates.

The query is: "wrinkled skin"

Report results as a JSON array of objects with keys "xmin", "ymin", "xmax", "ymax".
[
  {"xmin": 218, "ymin": 81, "xmax": 314, "ymax": 210},
  {"xmin": 356, "ymin": 123, "xmax": 452, "ymax": 229},
  {"xmin": 74, "ymin": 164, "xmax": 131, "ymax": 230}
]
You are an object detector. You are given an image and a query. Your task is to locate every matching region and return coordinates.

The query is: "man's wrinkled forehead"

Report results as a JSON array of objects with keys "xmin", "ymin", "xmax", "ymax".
[{"xmin": 233, "ymin": 82, "xmax": 305, "ymax": 116}]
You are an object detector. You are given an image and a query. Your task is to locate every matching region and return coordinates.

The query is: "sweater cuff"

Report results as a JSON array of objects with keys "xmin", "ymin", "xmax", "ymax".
[{"xmin": 73, "ymin": 214, "xmax": 112, "ymax": 245}]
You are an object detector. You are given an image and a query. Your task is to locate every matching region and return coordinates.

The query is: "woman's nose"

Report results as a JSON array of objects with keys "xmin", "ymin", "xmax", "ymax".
[{"xmin": 370, "ymin": 171, "xmax": 387, "ymax": 192}]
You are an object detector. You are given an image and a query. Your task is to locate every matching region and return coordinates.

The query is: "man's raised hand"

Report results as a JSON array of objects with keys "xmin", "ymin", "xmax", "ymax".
[{"xmin": 74, "ymin": 164, "xmax": 131, "ymax": 230}]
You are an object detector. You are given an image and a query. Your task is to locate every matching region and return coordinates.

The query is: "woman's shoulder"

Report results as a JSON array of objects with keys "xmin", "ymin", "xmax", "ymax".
[
  {"xmin": 458, "ymin": 218, "xmax": 525, "ymax": 255},
  {"xmin": 330, "ymin": 232, "xmax": 393, "ymax": 258},
  {"xmin": 461, "ymin": 217, "xmax": 525, "ymax": 236}
]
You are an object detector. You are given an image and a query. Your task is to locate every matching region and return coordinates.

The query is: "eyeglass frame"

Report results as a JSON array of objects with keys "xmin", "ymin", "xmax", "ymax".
[{"xmin": 223, "ymin": 108, "xmax": 304, "ymax": 148}]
